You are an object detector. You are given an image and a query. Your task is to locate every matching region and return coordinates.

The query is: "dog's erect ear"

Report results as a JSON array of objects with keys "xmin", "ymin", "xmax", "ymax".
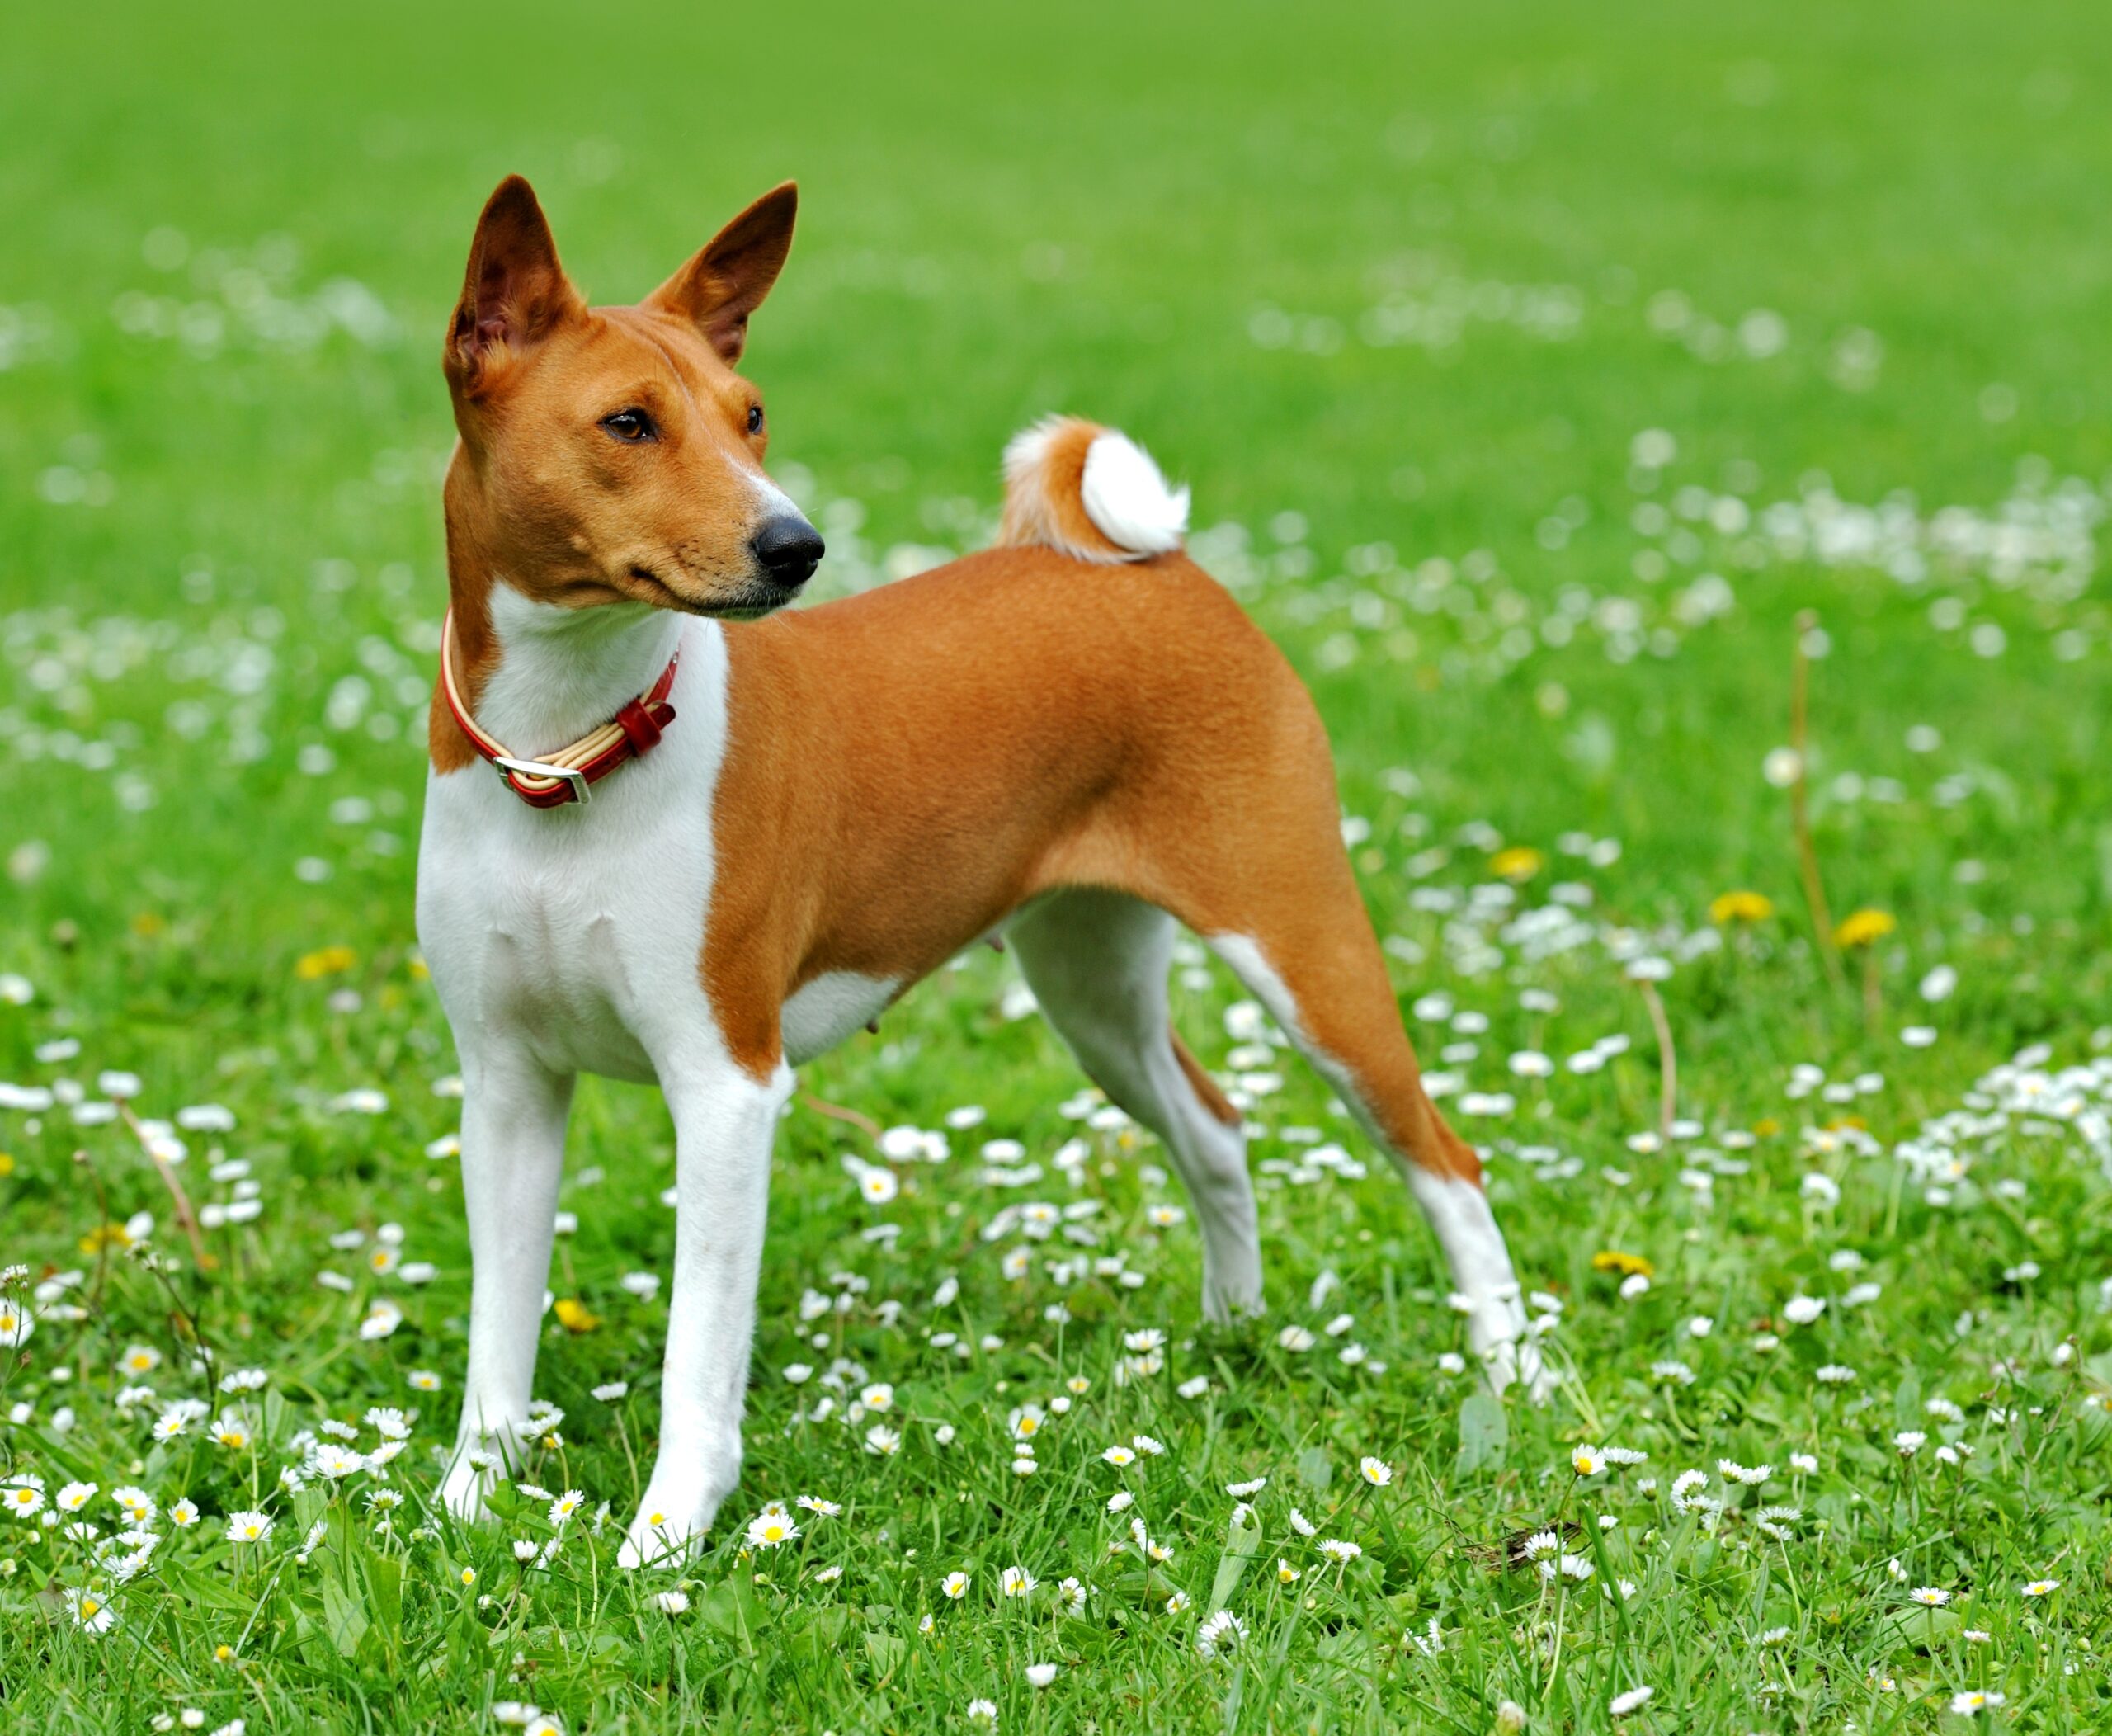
[
  {"xmin": 445, "ymin": 176, "xmax": 584, "ymax": 397},
  {"xmin": 646, "ymin": 182, "xmax": 798, "ymax": 366}
]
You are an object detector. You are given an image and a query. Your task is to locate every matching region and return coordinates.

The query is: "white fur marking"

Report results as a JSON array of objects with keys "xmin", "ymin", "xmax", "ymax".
[
  {"xmin": 736, "ymin": 455, "xmax": 804, "ymax": 524},
  {"xmin": 479, "ymin": 587, "xmax": 684, "ymax": 756},
  {"xmin": 1001, "ymin": 418, "xmax": 1059, "ymax": 489},
  {"xmin": 1079, "ymin": 430, "xmax": 1188, "ymax": 554},
  {"xmin": 1205, "ymin": 934, "xmax": 1310, "ymax": 1050},
  {"xmin": 1404, "ymin": 1168, "xmax": 1521, "ymax": 1307}
]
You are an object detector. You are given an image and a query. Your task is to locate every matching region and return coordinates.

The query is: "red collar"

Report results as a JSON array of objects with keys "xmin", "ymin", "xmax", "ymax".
[{"xmin": 439, "ymin": 610, "xmax": 680, "ymax": 807}]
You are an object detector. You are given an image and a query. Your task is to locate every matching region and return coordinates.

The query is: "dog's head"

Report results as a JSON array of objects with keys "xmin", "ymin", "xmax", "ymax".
[{"xmin": 442, "ymin": 177, "xmax": 823, "ymax": 619}]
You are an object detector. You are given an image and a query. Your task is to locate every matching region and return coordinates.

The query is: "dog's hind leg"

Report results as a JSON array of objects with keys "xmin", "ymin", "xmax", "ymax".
[
  {"xmin": 1064, "ymin": 650, "xmax": 1545, "ymax": 1402},
  {"xmin": 1202, "ymin": 903, "xmax": 1543, "ymax": 1397},
  {"xmin": 1007, "ymin": 888, "xmax": 1263, "ymax": 1321},
  {"xmin": 1098, "ymin": 678, "xmax": 1543, "ymax": 1394}
]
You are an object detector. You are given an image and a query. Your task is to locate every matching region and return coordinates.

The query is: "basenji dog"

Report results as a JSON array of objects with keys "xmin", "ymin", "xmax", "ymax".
[{"xmin": 418, "ymin": 176, "xmax": 1540, "ymax": 1566}]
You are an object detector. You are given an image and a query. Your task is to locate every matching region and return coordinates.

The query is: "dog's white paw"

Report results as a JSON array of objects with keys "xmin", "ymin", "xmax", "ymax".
[
  {"xmin": 437, "ymin": 1451, "xmax": 499, "ymax": 1522},
  {"xmin": 618, "ymin": 1484, "xmax": 722, "ymax": 1570},
  {"xmin": 1200, "ymin": 1271, "xmax": 1266, "ymax": 1326},
  {"xmin": 1473, "ymin": 1300, "xmax": 1555, "ymax": 1405},
  {"xmin": 1506, "ymin": 1336, "xmax": 1558, "ymax": 1406}
]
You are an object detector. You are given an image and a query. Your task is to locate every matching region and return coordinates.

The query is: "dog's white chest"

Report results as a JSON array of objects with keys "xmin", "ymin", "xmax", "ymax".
[{"xmin": 415, "ymin": 620, "xmax": 728, "ymax": 1083}]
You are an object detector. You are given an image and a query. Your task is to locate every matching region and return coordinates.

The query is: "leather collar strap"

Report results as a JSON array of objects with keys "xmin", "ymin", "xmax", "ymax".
[{"xmin": 439, "ymin": 610, "xmax": 679, "ymax": 808}]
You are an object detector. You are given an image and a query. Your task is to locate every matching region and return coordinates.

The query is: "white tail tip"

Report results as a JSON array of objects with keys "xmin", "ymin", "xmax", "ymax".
[
  {"xmin": 997, "ymin": 415, "xmax": 1189, "ymax": 564},
  {"xmin": 1081, "ymin": 429, "xmax": 1189, "ymax": 554}
]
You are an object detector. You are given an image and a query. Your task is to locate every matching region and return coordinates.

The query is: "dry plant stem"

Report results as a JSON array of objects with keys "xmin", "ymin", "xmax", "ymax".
[
  {"xmin": 800, "ymin": 1092, "xmax": 884, "ymax": 1142},
  {"xmin": 1790, "ymin": 609, "xmax": 1846, "ymax": 989},
  {"xmin": 1638, "ymin": 979, "xmax": 1678, "ymax": 1143},
  {"xmin": 76, "ymin": 1149, "xmax": 115, "ymax": 1311},
  {"xmin": 117, "ymin": 1099, "xmax": 211, "ymax": 1271}
]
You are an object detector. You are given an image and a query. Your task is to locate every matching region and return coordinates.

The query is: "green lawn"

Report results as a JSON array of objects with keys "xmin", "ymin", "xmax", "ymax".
[{"xmin": 4, "ymin": 3, "xmax": 2112, "ymax": 1730}]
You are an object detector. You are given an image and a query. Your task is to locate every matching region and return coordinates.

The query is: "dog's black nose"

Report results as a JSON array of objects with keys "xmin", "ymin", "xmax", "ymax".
[{"xmin": 752, "ymin": 516, "xmax": 825, "ymax": 588}]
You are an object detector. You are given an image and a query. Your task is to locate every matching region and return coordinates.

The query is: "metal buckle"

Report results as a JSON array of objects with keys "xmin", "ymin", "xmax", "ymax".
[{"xmin": 493, "ymin": 756, "xmax": 592, "ymax": 804}]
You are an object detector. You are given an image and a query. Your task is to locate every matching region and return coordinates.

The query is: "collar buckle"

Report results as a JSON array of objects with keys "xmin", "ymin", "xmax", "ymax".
[{"xmin": 492, "ymin": 756, "xmax": 592, "ymax": 804}]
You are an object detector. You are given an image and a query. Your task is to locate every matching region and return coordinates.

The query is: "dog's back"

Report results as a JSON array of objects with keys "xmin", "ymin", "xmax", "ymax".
[{"xmin": 703, "ymin": 459, "xmax": 1339, "ymax": 1044}]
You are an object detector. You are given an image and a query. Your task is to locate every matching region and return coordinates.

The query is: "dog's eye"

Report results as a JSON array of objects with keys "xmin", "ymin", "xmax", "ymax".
[
  {"xmin": 601, "ymin": 408, "xmax": 657, "ymax": 444},
  {"xmin": 746, "ymin": 404, "xmax": 764, "ymax": 436}
]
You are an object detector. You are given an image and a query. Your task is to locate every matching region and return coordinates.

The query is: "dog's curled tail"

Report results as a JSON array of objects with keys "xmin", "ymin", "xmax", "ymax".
[{"xmin": 997, "ymin": 415, "xmax": 1190, "ymax": 564}]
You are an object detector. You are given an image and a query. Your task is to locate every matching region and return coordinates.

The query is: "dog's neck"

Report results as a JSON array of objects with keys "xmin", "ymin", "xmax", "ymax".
[
  {"xmin": 485, "ymin": 586, "xmax": 683, "ymax": 753},
  {"xmin": 448, "ymin": 572, "xmax": 686, "ymax": 759}
]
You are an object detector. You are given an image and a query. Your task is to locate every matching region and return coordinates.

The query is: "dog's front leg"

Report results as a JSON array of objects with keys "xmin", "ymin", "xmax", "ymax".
[
  {"xmin": 438, "ymin": 1051, "xmax": 575, "ymax": 1519},
  {"xmin": 619, "ymin": 1056, "xmax": 790, "ymax": 1569}
]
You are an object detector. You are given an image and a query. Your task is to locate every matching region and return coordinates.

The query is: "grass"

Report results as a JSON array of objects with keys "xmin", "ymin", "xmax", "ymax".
[{"xmin": 4, "ymin": 2, "xmax": 2112, "ymax": 1730}]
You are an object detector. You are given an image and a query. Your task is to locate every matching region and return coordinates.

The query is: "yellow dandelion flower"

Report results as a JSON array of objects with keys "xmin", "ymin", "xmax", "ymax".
[
  {"xmin": 1834, "ymin": 908, "xmax": 1897, "ymax": 949},
  {"xmin": 1490, "ymin": 847, "xmax": 1544, "ymax": 883},
  {"xmin": 1591, "ymin": 1250, "xmax": 1653, "ymax": 1278},
  {"xmin": 1709, "ymin": 889, "xmax": 1774, "ymax": 924},
  {"xmin": 296, "ymin": 944, "xmax": 358, "ymax": 980},
  {"xmin": 552, "ymin": 1299, "xmax": 601, "ymax": 1334}
]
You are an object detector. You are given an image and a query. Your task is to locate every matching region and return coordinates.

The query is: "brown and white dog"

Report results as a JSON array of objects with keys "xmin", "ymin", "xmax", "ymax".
[{"xmin": 418, "ymin": 177, "xmax": 1539, "ymax": 1566}]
